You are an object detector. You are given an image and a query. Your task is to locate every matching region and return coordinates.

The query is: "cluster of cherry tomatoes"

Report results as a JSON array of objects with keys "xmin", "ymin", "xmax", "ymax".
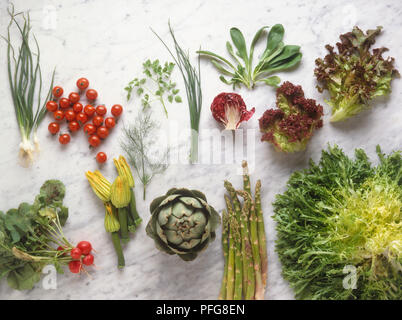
[
  {"xmin": 58, "ymin": 240, "xmax": 95, "ymax": 274},
  {"xmin": 46, "ymin": 77, "xmax": 124, "ymax": 163}
]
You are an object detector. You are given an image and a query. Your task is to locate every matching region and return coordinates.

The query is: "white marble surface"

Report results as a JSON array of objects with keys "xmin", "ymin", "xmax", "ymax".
[{"xmin": 0, "ymin": 0, "xmax": 401, "ymax": 300}]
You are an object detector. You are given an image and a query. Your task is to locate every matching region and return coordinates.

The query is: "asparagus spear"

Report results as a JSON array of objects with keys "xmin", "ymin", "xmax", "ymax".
[
  {"xmin": 255, "ymin": 180, "xmax": 267, "ymax": 288},
  {"xmin": 245, "ymin": 239, "xmax": 255, "ymax": 300},
  {"xmin": 224, "ymin": 182, "xmax": 248, "ymax": 293},
  {"xmin": 226, "ymin": 214, "xmax": 235, "ymax": 300},
  {"xmin": 242, "ymin": 160, "xmax": 252, "ymax": 195},
  {"xmin": 232, "ymin": 217, "xmax": 243, "ymax": 300},
  {"xmin": 237, "ymin": 190, "xmax": 256, "ymax": 300},
  {"xmin": 219, "ymin": 210, "xmax": 229, "ymax": 300},
  {"xmin": 249, "ymin": 202, "xmax": 264, "ymax": 300}
]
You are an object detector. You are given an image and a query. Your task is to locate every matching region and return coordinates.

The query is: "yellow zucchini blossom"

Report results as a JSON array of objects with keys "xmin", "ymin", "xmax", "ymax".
[{"xmin": 85, "ymin": 170, "xmax": 111, "ymax": 202}]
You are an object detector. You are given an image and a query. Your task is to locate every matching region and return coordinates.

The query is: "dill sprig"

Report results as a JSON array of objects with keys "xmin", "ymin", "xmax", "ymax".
[
  {"xmin": 121, "ymin": 111, "xmax": 169, "ymax": 200},
  {"xmin": 4, "ymin": 5, "xmax": 55, "ymax": 166},
  {"xmin": 151, "ymin": 22, "xmax": 202, "ymax": 164}
]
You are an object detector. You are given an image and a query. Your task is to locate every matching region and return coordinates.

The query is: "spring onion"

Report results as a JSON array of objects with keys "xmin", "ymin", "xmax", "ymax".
[{"xmin": 5, "ymin": 6, "xmax": 54, "ymax": 166}]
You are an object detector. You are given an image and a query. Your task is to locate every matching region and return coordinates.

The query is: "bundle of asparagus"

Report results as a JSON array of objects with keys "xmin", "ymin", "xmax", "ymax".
[{"xmin": 219, "ymin": 161, "xmax": 268, "ymax": 300}]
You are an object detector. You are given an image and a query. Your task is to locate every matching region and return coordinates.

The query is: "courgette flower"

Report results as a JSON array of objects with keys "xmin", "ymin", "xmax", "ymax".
[{"xmin": 85, "ymin": 170, "xmax": 112, "ymax": 202}]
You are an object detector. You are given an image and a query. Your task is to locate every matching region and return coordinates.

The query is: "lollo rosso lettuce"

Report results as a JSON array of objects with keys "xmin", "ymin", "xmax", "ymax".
[
  {"xmin": 273, "ymin": 145, "xmax": 402, "ymax": 300},
  {"xmin": 315, "ymin": 26, "xmax": 399, "ymax": 122},
  {"xmin": 259, "ymin": 81, "xmax": 323, "ymax": 153}
]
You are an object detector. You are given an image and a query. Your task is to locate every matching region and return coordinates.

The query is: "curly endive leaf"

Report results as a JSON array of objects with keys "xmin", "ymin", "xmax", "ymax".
[{"xmin": 273, "ymin": 145, "xmax": 402, "ymax": 300}]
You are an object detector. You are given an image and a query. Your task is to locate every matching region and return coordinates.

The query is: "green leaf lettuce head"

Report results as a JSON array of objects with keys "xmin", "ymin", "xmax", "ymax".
[
  {"xmin": 146, "ymin": 188, "xmax": 220, "ymax": 261},
  {"xmin": 273, "ymin": 145, "xmax": 402, "ymax": 299},
  {"xmin": 315, "ymin": 26, "xmax": 399, "ymax": 122}
]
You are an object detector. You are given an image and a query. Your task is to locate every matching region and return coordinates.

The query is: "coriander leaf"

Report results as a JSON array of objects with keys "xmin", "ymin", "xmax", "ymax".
[{"xmin": 125, "ymin": 59, "xmax": 181, "ymax": 117}]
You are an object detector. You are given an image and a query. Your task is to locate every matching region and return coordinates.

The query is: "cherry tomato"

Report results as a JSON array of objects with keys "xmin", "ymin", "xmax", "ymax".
[
  {"xmin": 82, "ymin": 254, "xmax": 94, "ymax": 266},
  {"xmin": 48, "ymin": 122, "xmax": 60, "ymax": 135},
  {"xmin": 76, "ymin": 112, "xmax": 88, "ymax": 124},
  {"xmin": 68, "ymin": 261, "xmax": 82, "ymax": 274},
  {"xmin": 84, "ymin": 104, "xmax": 96, "ymax": 117},
  {"xmin": 86, "ymin": 89, "xmax": 98, "ymax": 100},
  {"xmin": 59, "ymin": 133, "xmax": 71, "ymax": 145},
  {"xmin": 73, "ymin": 102, "xmax": 83, "ymax": 113},
  {"xmin": 76, "ymin": 77, "xmax": 89, "ymax": 90},
  {"xmin": 52, "ymin": 86, "xmax": 63, "ymax": 98},
  {"xmin": 46, "ymin": 101, "xmax": 58, "ymax": 112},
  {"xmin": 104, "ymin": 117, "xmax": 116, "ymax": 129},
  {"xmin": 96, "ymin": 105, "xmax": 107, "ymax": 116},
  {"xmin": 96, "ymin": 152, "xmax": 107, "ymax": 163},
  {"xmin": 68, "ymin": 92, "xmax": 80, "ymax": 104},
  {"xmin": 83, "ymin": 123, "xmax": 96, "ymax": 135},
  {"xmin": 111, "ymin": 104, "xmax": 123, "ymax": 117},
  {"xmin": 88, "ymin": 135, "xmax": 101, "ymax": 147},
  {"xmin": 92, "ymin": 115, "xmax": 104, "ymax": 127},
  {"xmin": 70, "ymin": 247, "xmax": 82, "ymax": 260},
  {"xmin": 97, "ymin": 126, "xmax": 109, "ymax": 139},
  {"xmin": 77, "ymin": 241, "xmax": 92, "ymax": 255},
  {"xmin": 65, "ymin": 110, "xmax": 76, "ymax": 122},
  {"xmin": 53, "ymin": 110, "xmax": 64, "ymax": 121},
  {"xmin": 68, "ymin": 120, "xmax": 80, "ymax": 132},
  {"xmin": 59, "ymin": 97, "xmax": 71, "ymax": 109}
]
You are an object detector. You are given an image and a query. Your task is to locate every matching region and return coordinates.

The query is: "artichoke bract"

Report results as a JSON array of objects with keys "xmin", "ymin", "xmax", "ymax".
[{"xmin": 146, "ymin": 188, "xmax": 220, "ymax": 261}]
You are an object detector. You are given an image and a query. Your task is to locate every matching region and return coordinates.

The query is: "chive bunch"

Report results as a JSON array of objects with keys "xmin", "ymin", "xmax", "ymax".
[{"xmin": 220, "ymin": 161, "xmax": 268, "ymax": 300}]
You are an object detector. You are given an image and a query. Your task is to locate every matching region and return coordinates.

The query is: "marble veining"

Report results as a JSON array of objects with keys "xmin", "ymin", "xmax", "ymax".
[{"xmin": 0, "ymin": 0, "xmax": 401, "ymax": 300}]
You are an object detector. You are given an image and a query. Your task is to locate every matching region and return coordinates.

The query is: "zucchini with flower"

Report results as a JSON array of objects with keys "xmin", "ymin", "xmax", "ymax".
[
  {"xmin": 4, "ymin": 6, "xmax": 55, "ymax": 166},
  {"xmin": 314, "ymin": 26, "xmax": 399, "ymax": 122},
  {"xmin": 85, "ymin": 155, "xmax": 141, "ymax": 269},
  {"xmin": 273, "ymin": 145, "xmax": 402, "ymax": 299}
]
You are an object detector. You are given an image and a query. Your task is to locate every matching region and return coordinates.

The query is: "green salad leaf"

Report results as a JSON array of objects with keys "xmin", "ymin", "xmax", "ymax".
[
  {"xmin": 198, "ymin": 24, "xmax": 302, "ymax": 89},
  {"xmin": 273, "ymin": 145, "xmax": 402, "ymax": 300}
]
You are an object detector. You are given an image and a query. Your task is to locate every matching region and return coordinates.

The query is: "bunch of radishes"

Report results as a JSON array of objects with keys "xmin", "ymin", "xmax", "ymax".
[{"xmin": 58, "ymin": 240, "xmax": 95, "ymax": 274}]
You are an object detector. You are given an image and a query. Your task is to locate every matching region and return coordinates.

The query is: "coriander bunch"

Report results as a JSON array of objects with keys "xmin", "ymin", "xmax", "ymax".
[{"xmin": 125, "ymin": 59, "xmax": 182, "ymax": 117}]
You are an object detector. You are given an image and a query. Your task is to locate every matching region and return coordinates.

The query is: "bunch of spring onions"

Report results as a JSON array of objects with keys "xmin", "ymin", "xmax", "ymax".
[
  {"xmin": 220, "ymin": 161, "xmax": 268, "ymax": 300},
  {"xmin": 5, "ymin": 6, "xmax": 54, "ymax": 166},
  {"xmin": 152, "ymin": 22, "xmax": 202, "ymax": 164}
]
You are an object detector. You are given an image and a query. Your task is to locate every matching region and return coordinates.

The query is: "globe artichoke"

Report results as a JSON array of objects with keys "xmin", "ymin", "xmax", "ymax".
[{"xmin": 146, "ymin": 188, "xmax": 220, "ymax": 261}]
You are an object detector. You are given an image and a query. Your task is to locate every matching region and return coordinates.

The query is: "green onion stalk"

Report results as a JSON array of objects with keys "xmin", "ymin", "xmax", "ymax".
[
  {"xmin": 5, "ymin": 6, "xmax": 54, "ymax": 166},
  {"xmin": 152, "ymin": 22, "xmax": 202, "ymax": 164}
]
